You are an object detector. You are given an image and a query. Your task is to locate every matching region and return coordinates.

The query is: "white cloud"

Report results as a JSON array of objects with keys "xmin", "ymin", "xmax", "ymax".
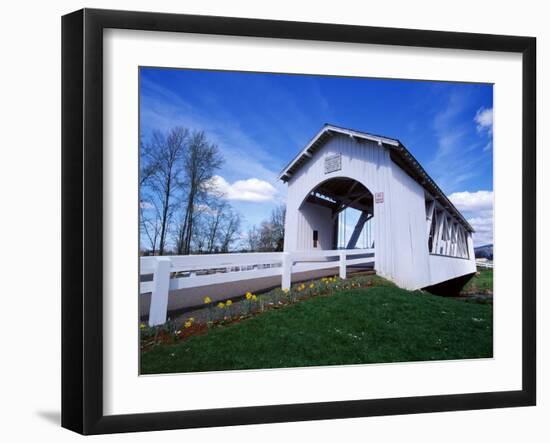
[
  {"xmin": 474, "ymin": 107, "xmax": 493, "ymax": 134},
  {"xmin": 448, "ymin": 190, "xmax": 493, "ymax": 213},
  {"xmin": 210, "ymin": 175, "xmax": 277, "ymax": 202},
  {"xmin": 449, "ymin": 190, "xmax": 493, "ymax": 246},
  {"xmin": 468, "ymin": 216, "xmax": 493, "ymax": 246}
]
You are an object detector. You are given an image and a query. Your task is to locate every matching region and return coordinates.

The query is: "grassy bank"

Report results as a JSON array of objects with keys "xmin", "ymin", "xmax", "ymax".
[
  {"xmin": 141, "ymin": 278, "xmax": 493, "ymax": 374},
  {"xmin": 461, "ymin": 268, "xmax": 493, "ymax": 295}
]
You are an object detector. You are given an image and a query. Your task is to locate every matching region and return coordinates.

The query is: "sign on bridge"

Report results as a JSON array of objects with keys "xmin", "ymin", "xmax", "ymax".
[{"xmin": 324, "ymin": 154, "xmax": 342, "ymax": 174}]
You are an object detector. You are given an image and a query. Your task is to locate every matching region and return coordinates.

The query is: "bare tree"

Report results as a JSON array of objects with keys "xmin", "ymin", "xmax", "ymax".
[
  {"xmin": 245, "ymin": 226, "xmax": 260, "ymax": 252},
  {"xmin": 139, "ymin": 200, "xmax": 161, "ymax": 255},
  {"xmin": 188, "ymin": 198, "xmax": 242, "ymax": 254},
  {"xmin": 175, "ymin": 131, "xmax": 224, "ymax": 254},
  {"xmin": 205, "ymin": 200, "xmax": 227, "ymax": 253},
  {"xmin": 249, "ymin": 205, "xmax": 286, "ymax": 252},
  {"xmin": 141, "ymin": 127, "xmax": 188, "ymax": 255},
  {"xmin": 219, "ymin": 209, "xmax": 242, "ymax": 253},
  {"xmin": 257, "ymin": 221, "xmax": 278, "ymax": 251},
  {"xmin": 270, "ymin": 204, "xmax": 286, "ymax": 251},
  {"xmin": 139, "ymin": 137, "xmax": 160, "ymax": 187}
]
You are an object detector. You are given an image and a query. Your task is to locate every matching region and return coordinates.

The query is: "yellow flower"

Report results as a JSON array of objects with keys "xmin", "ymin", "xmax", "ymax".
[
  {"xmin": 283, "ymin": 288, "xmax": 289, "ymax": 294},
  {"xmin": 217, "ymin": 302, "xmax": 225, "ymax": 309},
  {"xmin": 309, "ymin": 284, "xmax": 314, "ymax": 289},
  {"xmin": 226, "ymin": 300, "xmax": 233, "ymax": 306},
  {"xmin": 184, "ymin": 321, "xmax": 192, "ymax": 328},
  {"xmin": 204, "ymin": 296, "xmax": 212, "ymax": 304},
  {"xmin": 252, "ymin": 295, "xmax": 257, "ymax": 301},
  {"xmin": 189, "ymin": 317, "xmax": 195, "ymax": 322},
  {"xmin": 139, "ymin": 323, "xmax": 145, "ymax": 329},
  {"xmin": 245, "ymin": 292, "xmax": 252, "ymax": 300}
]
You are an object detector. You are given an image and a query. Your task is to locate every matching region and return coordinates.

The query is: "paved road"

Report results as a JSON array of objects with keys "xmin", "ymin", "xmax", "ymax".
[{"xmin": 140, "ymin": 264, "xmax": 373, "ymax": 319}]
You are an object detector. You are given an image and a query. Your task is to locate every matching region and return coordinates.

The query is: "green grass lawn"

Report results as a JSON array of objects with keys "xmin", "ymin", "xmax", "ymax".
[
  {"xmin": 141, "ymin": 282, "xmax": 493, "ymax": 374},
  {"xmin": 461, "ymin": 269, "xmax": 493, "ymax": 294}
]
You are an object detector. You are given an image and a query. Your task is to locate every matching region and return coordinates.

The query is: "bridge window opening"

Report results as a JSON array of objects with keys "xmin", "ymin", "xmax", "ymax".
[
  {"xmin": 425, "ymin": 196, "xmax": 470, "ymax": 258},
  {"xmin": 313, "ymin": 230, "xmax": 319, "ymax": 248}
]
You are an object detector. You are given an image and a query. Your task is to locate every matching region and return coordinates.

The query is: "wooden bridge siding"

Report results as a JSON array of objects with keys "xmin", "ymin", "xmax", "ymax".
[
  {"xmin": 296, "ymin": 202, "xmax": 334, "ymax": 250},
  {"xmin": 387, "ymin": 159, "xmax": 432, "ymax": 289},
  {"xmin": 284, "ymin": 133, "xmax": 477, "ymax": 290},
  {"xmin": 284, "ymin": 134, "xmax": 394, "ymax": 278},
  {"xmin": 428, "ymin": 253, "xmax": 477, "ymax": 286}
]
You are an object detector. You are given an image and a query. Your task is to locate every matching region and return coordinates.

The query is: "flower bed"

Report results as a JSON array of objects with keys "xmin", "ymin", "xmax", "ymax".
[{"xmin": 140, "ymin": 274, "xmax": 388, "ymax": 351}]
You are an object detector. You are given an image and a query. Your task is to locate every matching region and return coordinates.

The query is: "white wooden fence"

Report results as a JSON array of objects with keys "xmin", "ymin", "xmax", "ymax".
[
  {"xmin": 140, "ymin": 248, "xmax": 375, "ymax": 326},
  {"xmin": 475, "ymin": 260, "xmax": 494, "ymax": 269}
]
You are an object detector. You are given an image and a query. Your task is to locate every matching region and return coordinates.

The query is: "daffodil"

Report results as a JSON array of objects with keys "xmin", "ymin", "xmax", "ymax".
[
  {"xmin": 283, "ymin": 288, "xmax": 289, "ymax": 294},
  {"xmin": 245, "ymin": 292, "xmax": 252, "ymax": 300},
  {"xmin": 139, "ymin": 323, "xmax": 145, "ymax": 329},
  {"xmin": 309, "ymin": 283, "xmax": 314, "ymax": 289},
  {"xmin": 204, "ymin": 296, "xmax": 212, "ymax": 304},
  {"xmin": 184, "ymin": 321, "xmax": 192, "ymax": 328},
  {"xmin": 217, "ymin": 302, "xmax": 225, "ymax": 309},
  {"xmin": 252, "ymin": 295, "xmax": 257, "ymax": 301},
  {"xmin": 226, "ymin": 300, "xmax": 233, "ymax": 306}
]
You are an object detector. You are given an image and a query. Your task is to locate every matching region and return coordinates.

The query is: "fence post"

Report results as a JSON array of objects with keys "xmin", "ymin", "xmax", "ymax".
[
  {"xmin": 148, "ymin": 257, "xmax": 171, "ymax": 326},
  {"xmin": 339, "ymin": 251, "xmax": 347, "ymax": 279},
  {"xmin": 281, "ymin": 252, "xmax": 292, "ymax": 290}
]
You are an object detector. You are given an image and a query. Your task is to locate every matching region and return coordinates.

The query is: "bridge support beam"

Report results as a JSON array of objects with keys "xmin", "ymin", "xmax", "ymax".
[{"xmin": 346, "ymin": 211, "xmax": 372, "ymax": 249}]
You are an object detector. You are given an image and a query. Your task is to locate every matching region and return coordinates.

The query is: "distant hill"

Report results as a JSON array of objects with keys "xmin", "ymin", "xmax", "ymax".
[{"xmin": 474, "ymin": 244, "xmax": 493, "ymax": 260}]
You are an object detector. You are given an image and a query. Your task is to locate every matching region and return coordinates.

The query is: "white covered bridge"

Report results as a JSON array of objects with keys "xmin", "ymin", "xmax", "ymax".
[
  {"xmin": 280, "ymin": 124, "xmax": 476, "ymax": 291},
  {"xmin": 141, "ymin": 124, "xmax": 476, "ymax": 325}
]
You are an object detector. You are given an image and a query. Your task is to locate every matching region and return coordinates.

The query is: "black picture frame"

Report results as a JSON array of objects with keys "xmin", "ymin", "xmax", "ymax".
[{"xmin": 61, "ymin": 8, "xmax": 536, "ymax": 435}]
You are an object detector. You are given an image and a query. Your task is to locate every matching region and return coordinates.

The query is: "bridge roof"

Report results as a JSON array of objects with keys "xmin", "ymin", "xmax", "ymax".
[{"xmin": 279, "ymin": 124, "xmax": 474, "ymax": 232}]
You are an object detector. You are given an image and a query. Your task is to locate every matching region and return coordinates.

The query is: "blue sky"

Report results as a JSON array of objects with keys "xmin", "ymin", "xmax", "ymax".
[{"xmin": 140, "ymin": 67, "xmax": 494, "ymax": 246}]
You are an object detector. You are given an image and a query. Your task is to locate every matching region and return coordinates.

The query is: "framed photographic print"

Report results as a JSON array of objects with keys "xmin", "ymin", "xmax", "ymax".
[{"xmin": 61, "ymin": 8, "xmax": 536, "ymax": 435}]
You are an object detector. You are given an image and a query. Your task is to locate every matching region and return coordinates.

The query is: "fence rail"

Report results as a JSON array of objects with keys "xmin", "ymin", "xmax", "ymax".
[
  {"xmin": 141, "ymin": 248, "xmax": 375, "ymax": 326},
  {"xmin": 475, "ymin": 260, "xmax": 494, "ymax": 269}
]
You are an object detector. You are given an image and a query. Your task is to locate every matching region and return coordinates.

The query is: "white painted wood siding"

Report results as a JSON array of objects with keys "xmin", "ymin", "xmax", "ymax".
[
  {"xmin": 284, "ymin": 133, "xmax": 477, "ymax": 290},
  {"xmin": 387, "ymin": 159, "xmax": 432, "ymax": 289},
  {"xmin": 297, "ymin": 202, "xmax": 334, "ymax": 250},
  {"xmin": 284, "ymin": 134, "xmax": 392, "ymax": 273}
]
